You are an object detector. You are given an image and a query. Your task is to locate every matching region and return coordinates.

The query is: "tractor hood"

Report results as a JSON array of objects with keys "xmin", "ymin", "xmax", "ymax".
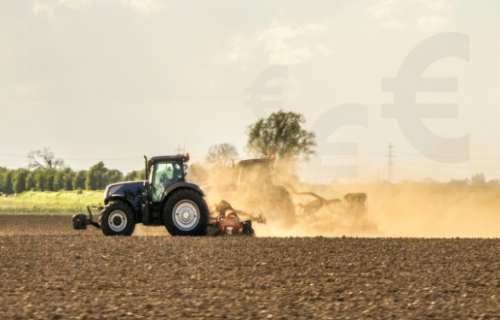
[{"xmin": 104, "ymin": 181, "xmax": 146, "ymax": 201}]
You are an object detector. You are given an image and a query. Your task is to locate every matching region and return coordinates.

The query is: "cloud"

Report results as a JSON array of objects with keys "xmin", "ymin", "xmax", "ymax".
[
  {"xmin": 367, "ymin": 0, "xmax": 399, "ymax": 18},
  {"xmin": 257, "ymin": 20, "xmax": 325, "ymax": 41},
  {"xmin": 58, "ymin": 0, "xmax": 165, "ymax": 13},
  {"xmin": 367, "ymin": 0, "xmax": 452, "ymax": 30},
  {"xmin": 128, "ymin": 0, "xmax": 164, "ymax": 12},
  {"xmin": 229, "ymin": 20, "xmax": 328, "ymax": 65},
  {"xmin": 418, "ymin": 15, "xmax": 448, "ymax": 32},
  {"xmin": 419, "ymin": 0, "xmax": 452, "ymax": 11},
  {"xmin": 257, "ymin": 20, "xmax": 326, "ymax": 65},
  {"xmin": 32, "ymin": 0, "xmax": 54, "ymax": 16}
]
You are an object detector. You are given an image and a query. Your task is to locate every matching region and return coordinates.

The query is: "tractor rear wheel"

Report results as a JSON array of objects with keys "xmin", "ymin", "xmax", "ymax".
[
  {"xmin": 163, "ymin": 189, "xmax": 209, "ymax": 236},
  {"xmin": 264, "ymin": 195, "xmax": 296, "ymax": 229},
  {"xmin": 100, "ymin": 201, "xmax": 136, "ymax": 236}
]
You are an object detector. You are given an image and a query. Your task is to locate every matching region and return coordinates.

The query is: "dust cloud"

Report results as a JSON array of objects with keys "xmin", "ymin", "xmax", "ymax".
[
  {"xmin": 353, "ymin": 183, "xmax": 500, "ymax": 238},
  {"xmin": 254, "ymin": 182, "xmax": 500, "ymax": 238},
  {"xmin": 193, "ymin": 161, "xmax": 500, "ymax": 238},
  {"xmin": 207, "ymin": 182, "xmax": 500, "ymax": 238}
]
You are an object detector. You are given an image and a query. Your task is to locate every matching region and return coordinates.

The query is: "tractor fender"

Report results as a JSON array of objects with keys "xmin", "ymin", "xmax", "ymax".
[
  {"xmin": 273, "ymin": 184, "xmax": 292, "ymax": 197},
  {"xmin": 103, "ymin": 180, "xmax": 145, "ymax": 218},
  {"xmin": 160, "ymin": 182, "xmax": 205, "ymax": 204},
  {"xmin": 103, "ymin": 196, "xmax": 138, "ymax": 221}
]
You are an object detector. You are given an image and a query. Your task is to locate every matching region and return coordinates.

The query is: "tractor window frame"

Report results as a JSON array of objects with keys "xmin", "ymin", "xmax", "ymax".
[{"xmin": 151, "ymin": 161, "xmax": 184, "ymax": 202}]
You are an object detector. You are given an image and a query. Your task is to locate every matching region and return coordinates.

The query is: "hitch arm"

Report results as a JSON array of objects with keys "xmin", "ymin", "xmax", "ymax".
[{"xmin": 86, "ymin": 206, "xmax": 101, "ymax": 229}]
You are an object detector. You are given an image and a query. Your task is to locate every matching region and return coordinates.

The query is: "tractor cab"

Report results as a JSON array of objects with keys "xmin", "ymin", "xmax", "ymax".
[
  {"xmin": 236, "ymin": 158, "xmax": 274, "ymax": 186},
  {"xmin": 146, "ymin": 154, "xmax": 189, "ymax": 203}
]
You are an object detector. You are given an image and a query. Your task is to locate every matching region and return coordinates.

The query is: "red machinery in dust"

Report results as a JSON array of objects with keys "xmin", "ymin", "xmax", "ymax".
[{"xmin": 211, "ymin": 200, "xmax": 265, "ymax": 236}]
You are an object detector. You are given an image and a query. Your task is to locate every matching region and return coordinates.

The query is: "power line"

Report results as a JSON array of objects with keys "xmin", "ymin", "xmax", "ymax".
[
  {"xmin": 384, "ymin": 144, "xmax": 396, "ymax": 183},
  {"xmin": 308, "ymin": 152, "xmax": 384, "ymax": 161},
  {"xmin": 396, "ymin": 168, "xmax": 471, "ymax": 178},
  {"xmin": 0, "ymin": 153, "xmax": 141, "ymax": 161},
  {"xmin": 397, "ymin": 162, "xmax": 500, "ymax": 170},
  {"xmin": 396, "ymin": 151, "xmax": 500, "ymax": 160},
  {"xmin": 0, "ymin": 153, "xmax": 25, "ymax": 158},
  {"xmin": 0, "ymin": 152, "xmax": 206, "ymax": 161}
]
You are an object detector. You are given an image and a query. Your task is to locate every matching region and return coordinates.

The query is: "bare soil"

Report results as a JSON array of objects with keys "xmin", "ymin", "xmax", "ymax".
[{"xmin": 1, "ymin": 215, "xmax": 500, "ymax": 319}]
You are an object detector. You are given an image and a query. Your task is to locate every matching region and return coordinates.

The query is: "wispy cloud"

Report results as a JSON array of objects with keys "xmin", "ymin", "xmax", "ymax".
[
  {"xmin": 367, "ymin": 0, "xmax": 452, "ymax": 31},
  {"xmin": 230, "ymin": 20, "xmax": 328, "ymax": 66},
  {"xmin": 32, "ymin": 0, "xmax": 54, "ymax": 17},
  {"xmin": 367, "ymin": 0, "xmax": 399, "ymax": 18},
  {"xmin": 58, "ymin": 0, "xmax": 165, "ymax": 13},
  {"xmin": 418, "ymin": 15, "xmax": 448, "ymax": 32}
]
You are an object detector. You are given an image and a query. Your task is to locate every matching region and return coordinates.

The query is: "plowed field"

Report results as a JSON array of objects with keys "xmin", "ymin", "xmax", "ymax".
[{"xmin": 1, "ymin": 215, "xmax": 499, "ymax": 319}]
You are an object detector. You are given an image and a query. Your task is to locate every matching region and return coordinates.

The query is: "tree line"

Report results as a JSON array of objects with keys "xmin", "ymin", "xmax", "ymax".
[{"xmin": 0, "ymin": 161, "xmax": 145, "ymax": 195}]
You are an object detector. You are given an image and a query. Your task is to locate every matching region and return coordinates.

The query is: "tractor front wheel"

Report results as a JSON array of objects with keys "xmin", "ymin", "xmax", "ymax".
[{"xmin": 100, "ymin": 201, "xmax": 136, "ymax": 236}]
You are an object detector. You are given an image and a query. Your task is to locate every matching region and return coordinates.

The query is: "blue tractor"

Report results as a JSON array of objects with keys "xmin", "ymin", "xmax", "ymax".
[{"xmin": 73, "ymin": 154, "xmax": 209, "ymax": 236}]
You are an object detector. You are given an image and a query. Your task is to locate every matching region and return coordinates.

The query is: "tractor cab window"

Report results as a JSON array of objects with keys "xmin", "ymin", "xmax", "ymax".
[{"xmin": 152, "ymin": 161, "xmax": 183, "ymax": 202}]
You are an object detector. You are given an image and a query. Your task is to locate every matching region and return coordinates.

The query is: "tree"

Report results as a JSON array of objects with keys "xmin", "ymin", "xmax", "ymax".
[
  {"xmin": 186, "ymin": 163, "xmax": 208, "ymax": 185},
  {"xmin": 105, "ymin": 169, "xmax": 123, "ymax": 185},
  {"xmin": 448, "ymin": 178, "xmax": 469, "ymax": 186},
  {"xmin": 64, "ymin": 169, "xmax": 75, "ymax": 190},
  {"xmin": 125, "ymin": 170, "xmax": 139, "ymax": 181},
  {"xmin": 27, "ymin": 148, "xmax": 64, "ymax": 170},
  {"xmin": 135, "ymin": 170, "xmax": 145, "ymax": 180},
  {"xmin": 125, "ymin": 170, "xmax": 146, "ymax": 181},
  {"xmin": 471, "ymin": 173, "xmax": 486, "ymax": 186},
  {"xmin": 86, "ymin": 162, "xmax": 108, "ymax": 190},
  {"xmin": 25, "ymin": 171, "xmax": 36, "ymax": 191},
  {"xmin": 246, "ymin": 110, "xmax": 316, "ymax": 162},
  {"xmin": 12, "ymin": 169, "xmax": 30, "ymax": 194},
  {"xmin": 1, "ymin": 170, "xmax": 13, "ymax": 194},
  {"xmin": 54, "ymin": 170, "xmax": 66, "ymax": 191},
  {"xmin": 73, "ymin": 171, "xmax": 87, "ymax": 190},
  {"xmin": 487, "ymin": 179, "xmax": 500, "ymax": 187},
  {"xmin": 0, "ymin": 167, "xmax": 6, "ymax": 192},
  {"xmin": 35, "ymin": 170, "xmax": 46, "ymax": 191},
  {"xmin": 206, "ymin": 143, "xmax": 238, "ymax": 167},
  {"xmin": 44, "ymin": 169, "xmax": 56, "ymax": 191}
]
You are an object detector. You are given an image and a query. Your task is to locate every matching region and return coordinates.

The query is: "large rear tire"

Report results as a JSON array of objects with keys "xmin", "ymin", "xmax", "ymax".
[
  {"xmin": 264, "ymin": 195, "xmax": 296, "ymax": 229},
  {"xmin": 100, "ymin": 201, "xmax": 136, "ymax": 236},
  {"xmin": 163, "ymin": 189, "xmax": 209, "ymax": 236}
]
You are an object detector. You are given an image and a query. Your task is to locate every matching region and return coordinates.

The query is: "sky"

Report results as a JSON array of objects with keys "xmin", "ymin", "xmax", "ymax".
[{"xmin": 0, "ymin": 0, "xmax": 499, "ymax": 183}]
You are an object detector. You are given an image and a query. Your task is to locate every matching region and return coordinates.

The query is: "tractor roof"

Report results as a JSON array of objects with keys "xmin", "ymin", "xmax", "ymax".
[
  {"xmin": 237, "ymin": 158, "xmax": 272, "ymax": 166},
  {"xmin": 148, "ymin": 155, "xmax": 189, "ymax": 163}
]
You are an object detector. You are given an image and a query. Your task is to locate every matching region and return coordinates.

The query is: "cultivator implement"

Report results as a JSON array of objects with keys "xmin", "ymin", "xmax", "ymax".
[
  {"xmin": 208, "ymin": 200, "xmax": 266, "ymax": 236},
  {"xmin": 284, "ymin": 183, "xmax": 367, "ymax": 219}
]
